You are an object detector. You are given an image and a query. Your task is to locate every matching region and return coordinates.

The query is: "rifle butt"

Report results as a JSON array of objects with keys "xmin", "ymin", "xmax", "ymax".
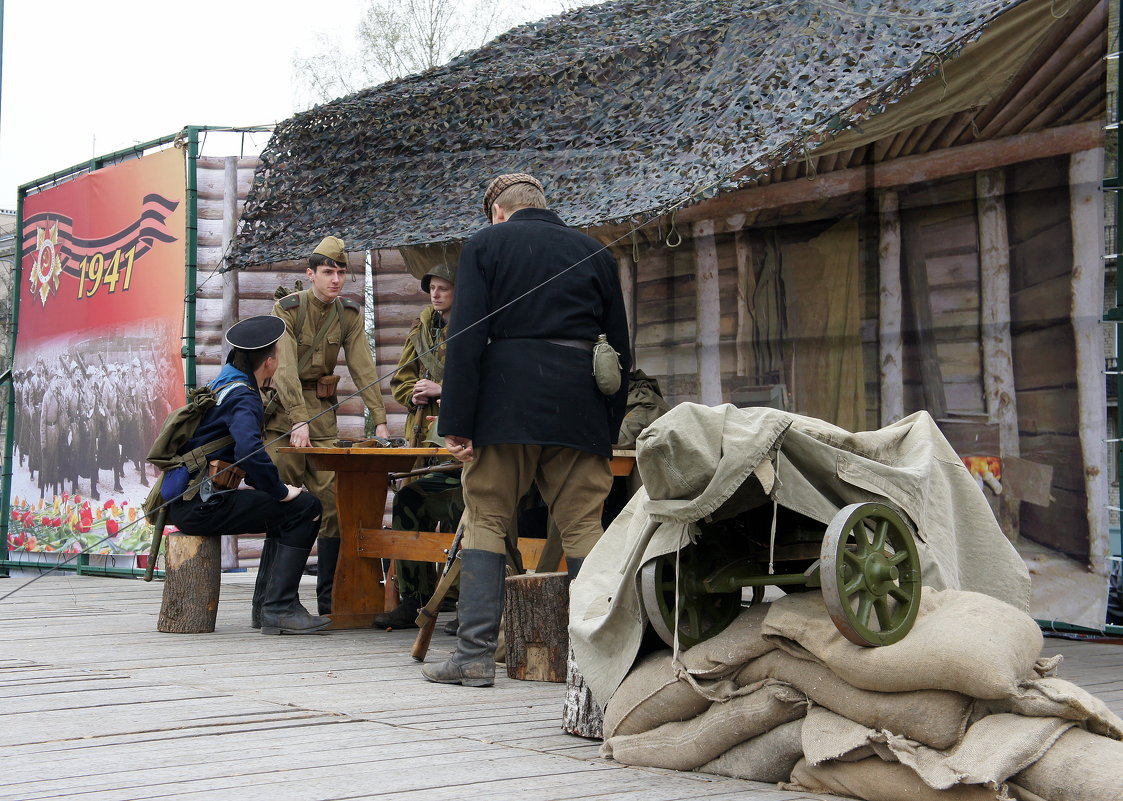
[
  {"xmin": 411, "ymin": 614, "xmax": 437, "ymax": 661},
  {"xmin": 143, "ymin": 509, "xmax": 167, "ymax": 582}
]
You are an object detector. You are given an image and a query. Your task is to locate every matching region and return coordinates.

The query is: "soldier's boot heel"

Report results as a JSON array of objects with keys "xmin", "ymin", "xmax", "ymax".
[
  {"xmin": 260, "ymin": 543, "xmax": 331, "ymax": 635},
  {"xmin": 419, "ymin": 549, "xmax": 504, "ymax": 687}
]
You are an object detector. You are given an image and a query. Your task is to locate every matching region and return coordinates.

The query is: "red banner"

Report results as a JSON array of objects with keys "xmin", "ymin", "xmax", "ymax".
[{"xmin": 8, "ymin": 148, "xmax": 187, "ymax": 560}]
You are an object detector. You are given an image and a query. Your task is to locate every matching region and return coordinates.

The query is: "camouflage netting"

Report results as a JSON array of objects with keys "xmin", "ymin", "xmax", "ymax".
[{"xmin": 231, "ymin": 0, "xmax": 1021, "ymax": 267}]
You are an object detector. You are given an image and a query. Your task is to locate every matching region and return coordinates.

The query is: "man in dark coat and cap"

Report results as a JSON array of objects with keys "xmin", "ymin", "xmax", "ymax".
[{"xmin": 422, "ymin": 173, "xmax": 631, "ymax": 687}]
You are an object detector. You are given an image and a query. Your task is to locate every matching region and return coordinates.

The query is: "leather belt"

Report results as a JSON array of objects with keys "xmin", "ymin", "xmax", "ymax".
[{"xmin": 500, "ymin": 337, "xmax": 594, "ymax": 352}]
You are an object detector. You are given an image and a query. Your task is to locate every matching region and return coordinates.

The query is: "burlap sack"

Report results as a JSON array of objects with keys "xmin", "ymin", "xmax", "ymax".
[
  {"xmin": 1011, "ymin": 727, "xmax": 1123, "ymax": 801},
  {"xmin": 786, "ymin": 757, "xmax": 1006, "ymax": 801},
  {"xmin": 735, "ymin": 648, "xmax": 971, "ymax": 749},
  {"xmin": 696, "ymin": 718, "xmax": 804, "ymax": 783},
  {"xmin": 680, "ymin": 602, "xmax": 775, "ymax": 679},
  {"xmin": 976, "ymin": 677, "xmax": 1123, "ymax": 740},
  {"xmin": 762, "ymin": 588, "xmax": 1043, "ymax": 699},
  {"xmin": 601, "ymin": 652, "xmax": 713, "ymax": 739},
  {"xmin": 803, "ymin": 704, "xmax": 1074, "ymax": 793},
  {"xmin": 601, "ymin": 682, "xmax": 807, "ymax": 770}
]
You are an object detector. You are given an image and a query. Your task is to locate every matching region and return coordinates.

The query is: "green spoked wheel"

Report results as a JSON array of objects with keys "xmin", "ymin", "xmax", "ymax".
[
  {"xmin": 820, "ymin": 502, "xmax": 922, "ymax": 647},
  {"xmin": 639, "ymin": 542, "xmax": 757, "ymax": 649}
]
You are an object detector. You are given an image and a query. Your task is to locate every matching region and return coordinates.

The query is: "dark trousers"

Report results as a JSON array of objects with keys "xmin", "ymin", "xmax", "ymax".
[{"xmin": 169, "ymin": 489, "xmax": 322, "ymax": 549}]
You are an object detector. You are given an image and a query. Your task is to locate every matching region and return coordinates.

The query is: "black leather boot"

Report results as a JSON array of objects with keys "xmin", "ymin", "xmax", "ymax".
[
  {"xmin": 251, "ymin": 537, "xmax": 278, "ymax": 629},
  {"xmin": 420, "ymin": 549, "xmax": 505, "ymax": 686},
  {"xmin": 315, "ymin": 537, "xmax": 340, "ymax": 616},
  {"xmin": 374, "ymin": 594, "xmax": 421, "ymax": 629},
  {"xmin": 566, "ymin": 556, "xmax": 584, "ymax": 581},
  {"xmin": 260, "ymin": 543, "xmax": 332, "ymax": 635}
]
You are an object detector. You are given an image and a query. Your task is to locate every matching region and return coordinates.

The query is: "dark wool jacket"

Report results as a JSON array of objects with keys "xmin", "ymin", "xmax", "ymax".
[{"xmin": 439, "ymin": 208, "xmax": 631, "ymax": 456}]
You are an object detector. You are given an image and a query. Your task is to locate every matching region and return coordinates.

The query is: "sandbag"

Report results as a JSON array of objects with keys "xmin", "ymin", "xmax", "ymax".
[
  {"xmin": 696, "ymin": 718, "xmax": 804, "ymax": 783},
  {"xmin": 762, "ymin": 588, "xmax": 1044, "ymax": 699},
  {"xmin": 680, "ymin": 602, "xmax": 775, "ymax": 679},
  {"xmin": 787, "ymin": 757, "xmax": 1006, "ymax": 801},
  {"xmin": 976, "ymin": 676, "xmax": 1123, "ymax": 740},
  {"xmin": 601, "ymin": 652, "xmax": 712, "ymax": 738},
  {"xmin": 735, "ymin": 648, "xmax": 972, "ymax": 750},
  {"xmin": 601, "ymin": 682, "xmax": 806, "ymax": 770},
  {"xmin": 1011, "ymin": 726, "xmax": 1123, "ymax": 801}
]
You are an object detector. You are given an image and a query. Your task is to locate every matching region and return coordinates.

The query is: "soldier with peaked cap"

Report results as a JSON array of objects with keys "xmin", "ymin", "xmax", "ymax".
[
  {"xmin": 266, "ymin": 236, "xmax": 390, "ymax": 617},
  {"xmin": 422, "ymin": 173, "xmax": 631, "ymax": 687},
  {"xmin": 165, "ymin": 315, "xmax": 329, "ymax": 635}
]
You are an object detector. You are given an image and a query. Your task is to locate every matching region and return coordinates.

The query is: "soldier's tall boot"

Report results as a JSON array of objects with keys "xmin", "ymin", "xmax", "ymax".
[
  {"xmin": 566, "ymin": 557, "xmax": 584, "ymax": 581},
  {"xmin": 251, "ymin": 537, "xmax": 278, "ymax": 629},
  {"xmin": 260, "ymin": 543, "xmax": 332, "ymax": 635},
  {"xmin": 315, "ymin": 536, "xmax": 340, "ymax": 616},
  {"xmin": 420, "ymin": 549, "xmax": 505, "ymax": 686}
]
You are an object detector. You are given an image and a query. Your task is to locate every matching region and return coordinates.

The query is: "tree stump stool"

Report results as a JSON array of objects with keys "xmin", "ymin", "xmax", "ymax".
[
  {"xmin": 157, "ymin": 534, "xmax": 221, "ymax": 633},
  {"xmin": 504, "ymin": 571, "xmax": 569, "ymax": 682},
  {"xmin": 563, "ymin": 646, "xmax": 604, "ymax": 739}
]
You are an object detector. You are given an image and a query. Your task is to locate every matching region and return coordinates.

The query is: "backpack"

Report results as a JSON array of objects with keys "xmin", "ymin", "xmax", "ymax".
[{"xmin": 141, "ymin": 380, "xmax": 250, "ymax": 521}]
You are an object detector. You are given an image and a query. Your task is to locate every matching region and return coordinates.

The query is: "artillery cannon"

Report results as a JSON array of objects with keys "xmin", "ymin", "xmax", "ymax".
[{"xmin": 640, "ymin": 501, "xmax": 922, "ymax": 649}]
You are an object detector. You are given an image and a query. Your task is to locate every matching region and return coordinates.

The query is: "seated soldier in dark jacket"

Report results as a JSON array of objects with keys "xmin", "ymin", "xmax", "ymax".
[{"xmin": 165, "ymin": 315, "xmax": 328, "ymax": 635}]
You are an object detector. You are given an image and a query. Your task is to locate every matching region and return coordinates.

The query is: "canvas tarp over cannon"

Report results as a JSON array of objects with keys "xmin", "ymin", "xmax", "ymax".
[{"xmin": 571, "ymin": 402, "xmax": 1031, "ymax": 706}]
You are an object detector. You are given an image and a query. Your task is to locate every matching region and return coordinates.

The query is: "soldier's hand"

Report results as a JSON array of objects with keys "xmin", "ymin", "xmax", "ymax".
[
  {"xmin": 290, "ymin": 422, "xmax": 312, "ymax": 448},
  {"xmin": 445, "ymin": 435, "xmax": 474, "ymax": 463},
  {"xmin": 412, "ymin": 379, "xmax": 442, "ymax": 405},
  {"xmin": 374, "ymin": 423, "xmax": 390, "ymax": 440},
  {"xmin": 281, "ymin": 484, "xmax": 303, "ymax": 502}
]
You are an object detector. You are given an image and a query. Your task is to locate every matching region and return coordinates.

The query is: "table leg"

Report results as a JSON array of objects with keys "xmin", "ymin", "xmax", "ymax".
[{"xmin": 327, "ymin": 468, "xmax": 388, "ymax": 629}]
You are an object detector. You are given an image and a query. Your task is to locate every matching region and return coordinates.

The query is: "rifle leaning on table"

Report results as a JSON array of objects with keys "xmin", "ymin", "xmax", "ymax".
[{"xmin": 411, "ymin": 522, "xmax": 465, "ymax": 661}]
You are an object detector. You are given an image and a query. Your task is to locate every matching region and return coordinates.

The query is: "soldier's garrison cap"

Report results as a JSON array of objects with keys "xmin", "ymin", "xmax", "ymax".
[
  {"xmin": 312, "ymin": 236, "xmax": 347, "ymax": 265},
  {"xmin": 421, "ymin": 262, "xmax": 456, "ymax": 293},
  {"xmin": 224, "ymin": 315, "xmax": 286, "ymax": 351},
  {"xmin": 482, "ymin": 173, "xmax": 543, "ymax": 222}
]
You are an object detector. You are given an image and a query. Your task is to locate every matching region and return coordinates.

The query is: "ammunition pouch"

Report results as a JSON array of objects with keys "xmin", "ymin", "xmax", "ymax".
[
  {"xmin": 207, "ymin": 459, "xmax": 246, "ymax": 490},
  {"xmin": 302, "ymin": 374, "xmax": 340, "ymax": 398}
]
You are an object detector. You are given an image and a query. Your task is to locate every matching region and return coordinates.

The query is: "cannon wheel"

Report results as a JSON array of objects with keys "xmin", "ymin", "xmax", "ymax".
[
  {"xmin": 821, "ymin": 502, "xmax": 922, "ymax": 647},
  {"xmin": 639, "ymin": 544, "xmax": 763, "ymax": 649}
]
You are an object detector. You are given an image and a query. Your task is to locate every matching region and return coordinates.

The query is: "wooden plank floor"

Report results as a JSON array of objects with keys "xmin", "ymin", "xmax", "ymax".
[{"xmin": 0, "ymin": 573, "xmax": 1120, "ymax": 801}]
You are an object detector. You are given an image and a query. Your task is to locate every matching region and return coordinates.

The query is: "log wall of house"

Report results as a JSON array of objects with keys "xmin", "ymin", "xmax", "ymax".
[{"xmin": 1006, "ymin": 156, "xmax": 1087, "ymax": 560}]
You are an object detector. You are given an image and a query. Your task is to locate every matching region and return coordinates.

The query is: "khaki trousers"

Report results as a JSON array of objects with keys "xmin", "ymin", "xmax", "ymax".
[
  {"xmin": 461, "ymin": 444, "xmax": 612, "ymax": 558},
  {"xmin": 265, "ymin": 432, "xmax": 339, "ymax": 540}
]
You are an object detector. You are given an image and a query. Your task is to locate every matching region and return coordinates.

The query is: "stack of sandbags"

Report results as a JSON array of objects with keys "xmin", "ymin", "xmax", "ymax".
[{"xmin": 598, "ymin": 589, "xmax": 1123, "ymax": 801}]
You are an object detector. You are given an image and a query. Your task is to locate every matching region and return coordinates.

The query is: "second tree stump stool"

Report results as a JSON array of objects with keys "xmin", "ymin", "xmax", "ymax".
[
  {"xmin": 504, "ymin": 571, "xmax": 569, "ymax": 682},
  {"xmin": 157, "ymin": 533, "xmax": 222, "ymax": 633}
]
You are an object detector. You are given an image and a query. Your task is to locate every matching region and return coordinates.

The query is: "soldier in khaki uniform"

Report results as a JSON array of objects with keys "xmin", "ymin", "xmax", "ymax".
[{"xmin": 267, "ymin": 236, "xmax": 390, "ymax": 615}]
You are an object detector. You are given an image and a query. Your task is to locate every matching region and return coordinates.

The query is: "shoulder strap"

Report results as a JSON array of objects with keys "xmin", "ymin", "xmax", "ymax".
[{"xmin": 296, "ymin": 297, "xmax": 340, "ymax": 374}]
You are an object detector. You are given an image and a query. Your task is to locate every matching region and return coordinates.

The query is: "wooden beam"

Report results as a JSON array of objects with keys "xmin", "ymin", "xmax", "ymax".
[
  {"xmin": 976, "ymin": 169, "xmax": 1019, "ymax": 539},
  {"xmin": 993, "ymin": 36, "xmax": 1105, "ymax": 139},
  {"xmin": 878, "ymin": 191, "xmax": 904, "ymax": 425},
  {"xmin": 1068, "ymin": 149, "xmax": 1110, "ymax": 576},
  {"xmin": 618, "ymin": 252, "xmax": 637, "ymax": 365},
  {"xmin": 693, "ymin": 220, "xmax": 723, "ymax": 406},
  {"xmin": 1024, "ymin": 58, "xmax": 1105, "ymax": 132},
  {"xmin": 220, "ymin": 156, "xmax": 240, "ymax": 571},
  {"xmin": 734, "ymin": 230, "xmax": 756, "ymax": 378}
]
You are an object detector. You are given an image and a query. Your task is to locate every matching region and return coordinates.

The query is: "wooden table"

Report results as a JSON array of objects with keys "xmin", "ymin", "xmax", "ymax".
[{"xmin": 285, "ymin": 446, "xmax": 635, "ymax": 630}]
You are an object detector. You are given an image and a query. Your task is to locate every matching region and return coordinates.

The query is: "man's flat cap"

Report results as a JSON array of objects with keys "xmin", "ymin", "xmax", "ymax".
[
  {"xmin": 482, "ymin": 173, "xmax": 543, "ymax": 221},
  {"xmin": 224, "ymin": 315, "xmax": 286, "ymax": 351}
]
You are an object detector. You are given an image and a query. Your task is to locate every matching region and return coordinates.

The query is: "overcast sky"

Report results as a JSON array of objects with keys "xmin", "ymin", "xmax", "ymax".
[{"xmin": 0, "ymin": 0, "xmax": 576, "ymax": 211}]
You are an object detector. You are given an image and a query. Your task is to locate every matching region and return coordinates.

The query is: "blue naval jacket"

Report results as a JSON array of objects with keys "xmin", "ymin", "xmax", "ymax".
[{"xmin": 166, "ymin": 364, "xmax": 288, "ymax": 501}]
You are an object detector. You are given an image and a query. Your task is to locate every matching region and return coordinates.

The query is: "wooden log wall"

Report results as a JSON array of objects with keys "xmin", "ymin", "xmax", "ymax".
[{"xmin": 1004, "ymin": 156, "xmax": 1087, "ymax": 560}]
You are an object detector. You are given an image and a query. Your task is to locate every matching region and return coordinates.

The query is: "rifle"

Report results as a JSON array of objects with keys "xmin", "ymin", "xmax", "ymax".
[
  {"xmin": 143, "ymin": 506, "xmax": 167, "ymax": 582},
  {"xmin": 411, "ymin": 522, "xmax": 465, "ymax": 661},
  {"xmin": 389, "ymin": 461, "xmax": 461, "ymax": 481}
]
